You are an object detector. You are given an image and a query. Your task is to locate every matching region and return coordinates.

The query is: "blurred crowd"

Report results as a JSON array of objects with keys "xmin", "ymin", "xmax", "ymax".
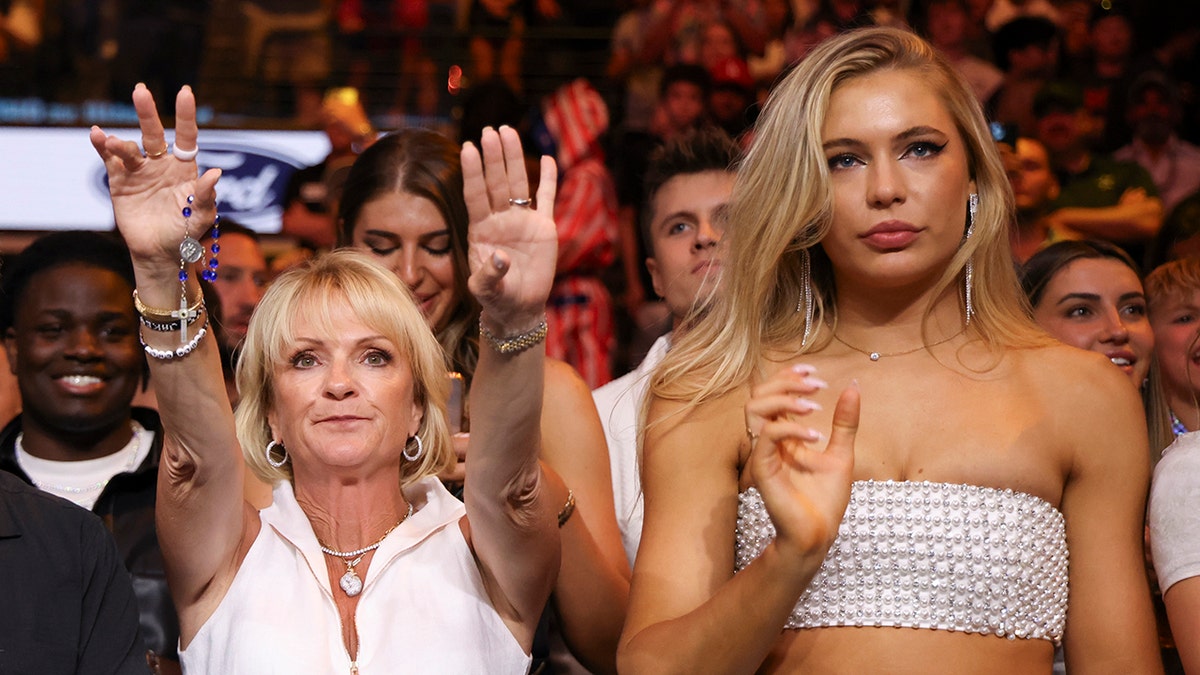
[{"xmin": 3, "ymin": 3, "xmax": 1200, "ymax": 672}]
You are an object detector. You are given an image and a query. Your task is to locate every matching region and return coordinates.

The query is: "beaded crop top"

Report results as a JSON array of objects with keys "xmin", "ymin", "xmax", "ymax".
[{"xmin": 735, "ymin": 480, "xmax": 1069, "ymax": 644}]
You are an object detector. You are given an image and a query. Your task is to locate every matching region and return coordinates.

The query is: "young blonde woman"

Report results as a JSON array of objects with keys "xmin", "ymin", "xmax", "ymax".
[{"xmin": 618, "ymin": 27, "xmax": 1162, "ymax": 673}]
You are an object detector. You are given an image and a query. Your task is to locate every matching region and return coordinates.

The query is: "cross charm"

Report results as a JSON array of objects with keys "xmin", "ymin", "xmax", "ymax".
[{"xmin": 171, "ymin": 294, "xmax": 198, "ymax": 344}]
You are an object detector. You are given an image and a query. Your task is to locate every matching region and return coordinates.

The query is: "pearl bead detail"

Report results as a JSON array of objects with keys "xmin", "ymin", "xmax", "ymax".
[{"xmin": 734, "ymin": 480, "xmax": 1069, "ymax": 645}]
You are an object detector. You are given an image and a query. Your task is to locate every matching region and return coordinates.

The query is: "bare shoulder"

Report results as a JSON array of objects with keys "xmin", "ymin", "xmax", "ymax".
[
  {"xmin": 1010, "ymin": 342, "xmax": 1142, "ymax": 414},
  {"xmin": 645, "ymin": 385, "xmax": 749, "ymax": 470},
  {"xmin": 1011, "ymin": 343, "xmax": 1148, "ymax": 475}
]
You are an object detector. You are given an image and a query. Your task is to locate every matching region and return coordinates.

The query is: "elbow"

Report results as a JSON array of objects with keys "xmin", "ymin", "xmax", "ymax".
[
  {"xmin": 504, "ymin": 463, "xmax": 552, "ymax": 531},
  {"xmin": 617, "ymin": 638, "xmax": 681, "ymax": 675}
]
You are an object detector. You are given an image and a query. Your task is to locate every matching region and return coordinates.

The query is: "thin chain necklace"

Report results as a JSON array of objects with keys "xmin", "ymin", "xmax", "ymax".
[
  {"xmin": 831, "ymin": 326, "xmax": 968, "ymax": 362},
  {"xmin": 16, "ymin": 421, "xmax": 145, "ymax": 494},
  {"xmin": 318, "ymin": 501, "xmax": 414, "ymax": 597}
]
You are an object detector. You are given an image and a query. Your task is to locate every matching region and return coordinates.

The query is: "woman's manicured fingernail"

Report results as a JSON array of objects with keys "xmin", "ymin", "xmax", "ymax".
[
  {"xmin": 802, "ymin": 376, "xmax": 828, "ymax": 390},
  {"xmin": 796, "ymin": 399, "xmax": 822, "ymax": 412}
]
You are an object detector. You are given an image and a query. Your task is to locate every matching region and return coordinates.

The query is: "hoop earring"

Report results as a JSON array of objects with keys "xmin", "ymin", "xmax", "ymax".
[
  {"xmin": 796, "ymin": 248, "xmax": 814, "ymax": 348},
  {"xmin": 266, "ymin": 440, "xmax": 288, "ymax": 468},
  {"xmin": 964, "ymin": 193, "xmax": 978, "ymax": 325},
  {"xmin": 403, "ymin": 435, "xmax": 424, "ymax": 462}
]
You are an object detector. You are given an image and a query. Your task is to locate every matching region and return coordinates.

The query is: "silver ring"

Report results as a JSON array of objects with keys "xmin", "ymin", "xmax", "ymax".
[
  {"xmin": 508, "ymin": 197, "xmax": 533, "ymax": 208},
  {"xmin": 172, "ymin": 144, "xmax": 199, "ymax": 162}
]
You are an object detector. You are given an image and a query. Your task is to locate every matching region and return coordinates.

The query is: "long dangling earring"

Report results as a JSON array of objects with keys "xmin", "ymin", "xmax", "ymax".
[
  {"xmin": 796, "ymin": 247, "xmax": 814, "ymax": 348},
  {"xmin": 964, "ymin": 193, "xmax": 978, "ymax": 325},
  {"xmin": 403, "ymin": 435, "xmax": 424, "ymax": 462},
  {"xmin": 266, "ymin": 440, "xmax": 288, "ymax": 468}
]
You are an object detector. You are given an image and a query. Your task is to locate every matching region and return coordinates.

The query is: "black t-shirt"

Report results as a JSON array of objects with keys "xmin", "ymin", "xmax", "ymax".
[{"xmin": 0, "ymin": 470, "xmax": 148, "ymax": 674}]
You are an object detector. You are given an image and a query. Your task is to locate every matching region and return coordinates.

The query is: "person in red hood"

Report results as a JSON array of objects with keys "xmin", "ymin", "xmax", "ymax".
[{"xmin": 531, "ymin": 78, "xmax": 620, "ymax": 388}]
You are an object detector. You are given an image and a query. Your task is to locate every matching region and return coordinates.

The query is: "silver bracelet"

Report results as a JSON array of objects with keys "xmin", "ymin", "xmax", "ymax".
[
  {"xmin": 479, "ymin": 316, "xmax": 548, "ymax": 355},
  {"xmin": 140, "ymin": 318, "xmax": 209, "ymax": 360}
]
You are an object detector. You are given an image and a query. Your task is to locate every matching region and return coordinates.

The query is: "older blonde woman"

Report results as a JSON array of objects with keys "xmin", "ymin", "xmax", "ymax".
[{"xmin": 90, "ymin": 84, "xmax": 561, "ymax": 672}]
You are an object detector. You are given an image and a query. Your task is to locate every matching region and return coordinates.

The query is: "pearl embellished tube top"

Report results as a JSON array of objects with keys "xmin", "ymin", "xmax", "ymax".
[{"xmin": 735, "ymin": 480, "xmax": 1068, "ymax": 644}]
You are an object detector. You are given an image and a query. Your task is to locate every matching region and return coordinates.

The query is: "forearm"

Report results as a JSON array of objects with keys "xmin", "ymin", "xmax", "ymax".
[
  {"xmin": 130, "ymin": 263, "xmax": 239, "ymax": 473},
  {"xmin": 619, "ymin": 542, "xmax": 822, "ymax": 675},
  {"xmin": 1165, "ymin": 580, "xmax": 1200, "ymax": 675},
  {"xmin": 465, "ymin": 320, "xmax": 545, "ymax": 500},
  {"xmin": 1054, "ymin": 201, "xmax": 1164, "ymax": 241},
  {"xmin": 553, "ymin": 498, "xmax": 630, "ymax": 674}
]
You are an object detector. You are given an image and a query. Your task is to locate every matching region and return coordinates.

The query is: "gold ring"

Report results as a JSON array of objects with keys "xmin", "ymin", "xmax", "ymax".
[
  {"xmin": 746, "ymin": 427, "xmax": 759, "ymax": 444},
  {"xmin": 145, "ymin": 144, "xmax": 169, "ymax": 159}
]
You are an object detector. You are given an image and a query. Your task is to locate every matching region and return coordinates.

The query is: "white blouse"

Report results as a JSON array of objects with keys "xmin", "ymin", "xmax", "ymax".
[{"xmin": 180, "ymin": 477, "xmax": 530, "ymax": 674}]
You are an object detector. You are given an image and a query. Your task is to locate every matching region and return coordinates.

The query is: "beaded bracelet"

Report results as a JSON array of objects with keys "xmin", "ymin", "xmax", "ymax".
[
  {"xmin": 557, "ymin": 489, "xmax": 576, "ymax": 528},
  {"xmin": 140, "ymin": 315, "xmax": 209, "ymax": 361},
  {"xmin": 479, "ymin": 316, "xmax": 548, "ymax": 355}
]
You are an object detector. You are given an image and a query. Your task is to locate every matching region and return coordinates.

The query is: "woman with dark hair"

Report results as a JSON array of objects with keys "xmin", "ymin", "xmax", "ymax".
[
  {"xmin": 337, "ymin": 127, "xmax": 629, "ymax": 673},
  {"xmin": 1020, "ymin": 239, "xmax": 1172, "ymax": 453},
  {"xmin": 336, "ymin": 130, "xmax": 479, "ymax": 380}
]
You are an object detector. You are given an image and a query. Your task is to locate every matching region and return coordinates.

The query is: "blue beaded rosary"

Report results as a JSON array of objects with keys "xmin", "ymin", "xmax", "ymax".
[
  {"xmin": 174, "ymin": 194, "xmax": 219, "ymax": 343},
  {"xmin": 1171, "ymin": 410, "xmax": 1189, "ymax": 438}
]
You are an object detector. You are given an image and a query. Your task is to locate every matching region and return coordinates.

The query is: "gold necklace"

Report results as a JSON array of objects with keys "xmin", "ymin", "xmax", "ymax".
[
  {"xmin": 318, "ymin": 502, "xmax": 414, "ymax": 597},
  {"xmin": 831, "ymin": 326, "xmax": 967, "ymax": 362}
]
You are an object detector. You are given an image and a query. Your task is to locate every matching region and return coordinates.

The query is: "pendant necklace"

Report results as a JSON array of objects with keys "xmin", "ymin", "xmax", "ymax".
[
  {"xmin": 831, "ymin": 326, "xmax": 967, "ymax": 362},
  {"xmin": 319, "ymin": 501, "xmax": 413, "ymax": 597}
]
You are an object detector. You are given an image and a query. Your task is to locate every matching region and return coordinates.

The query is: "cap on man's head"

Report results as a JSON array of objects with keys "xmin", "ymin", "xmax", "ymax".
[{"xmin": 1033, "ymin": 81, "xmax": 1085, "ymax": 118}]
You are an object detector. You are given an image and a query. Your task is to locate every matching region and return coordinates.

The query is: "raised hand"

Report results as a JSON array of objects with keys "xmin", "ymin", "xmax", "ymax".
[
  {"xmin": 460, "ymin": 126, "xmax": 558, "ymax": 333},
  {"xmin": 745, "ymin": 365, "xmax": 859, "ymax": 561},
  {"xmin": 89, "ymin": 84, "xmax": 221, "ymax": 268}
]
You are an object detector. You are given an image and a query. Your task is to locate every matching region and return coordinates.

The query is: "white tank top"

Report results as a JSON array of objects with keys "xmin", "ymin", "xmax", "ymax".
[{"xmin": 179, "ymin": 477, "xmax": 531, "ymax": 674}]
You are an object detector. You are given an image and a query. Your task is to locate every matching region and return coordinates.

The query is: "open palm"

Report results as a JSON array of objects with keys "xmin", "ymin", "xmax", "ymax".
[
  {"xmin": 461, "ymin": 126, "xmax": 558, "ymax": 329},
  {"xmin": 88, "ymin": 84, "xmax": 220, "ymax": 265}
]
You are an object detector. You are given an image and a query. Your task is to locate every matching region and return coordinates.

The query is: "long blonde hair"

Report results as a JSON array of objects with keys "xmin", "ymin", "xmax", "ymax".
[
  {"xmin": 236, "ymin": 249, "xmax": 455, "ymax": 486},
  {"xmin": 651, "ymin": 26, "xmax": 1044, "ymax": 406}
]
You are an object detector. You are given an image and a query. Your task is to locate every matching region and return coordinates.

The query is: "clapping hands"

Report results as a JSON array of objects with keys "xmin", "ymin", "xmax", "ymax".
[{"xmin": 744, "ymin": 365, "xmax": 860, "ymax": 560}]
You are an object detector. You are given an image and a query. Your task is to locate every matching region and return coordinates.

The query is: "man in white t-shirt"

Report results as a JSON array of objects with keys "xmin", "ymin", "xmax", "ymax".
[{"xmin": 593, "ymin": 127, "xmax": 739, "ymax": 565}]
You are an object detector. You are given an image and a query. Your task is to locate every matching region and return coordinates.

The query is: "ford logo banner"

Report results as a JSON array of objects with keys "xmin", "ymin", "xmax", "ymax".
[{"xmin": 0, "ymin": 127, "xmax": 330, "ymax": 232}]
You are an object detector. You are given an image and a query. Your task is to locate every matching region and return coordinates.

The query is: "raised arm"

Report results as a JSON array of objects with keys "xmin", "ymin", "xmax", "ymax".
[
  {"xmin": 619, "ymin": 366, "xmax": 859, "ymax": 674},
  {"xmin": 459, "ymin": 125, "xmax": 561, "ymax": 647},
  {"xmin": 89, "ymin": 85, "xmax": 249, "ymax": 636}
]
